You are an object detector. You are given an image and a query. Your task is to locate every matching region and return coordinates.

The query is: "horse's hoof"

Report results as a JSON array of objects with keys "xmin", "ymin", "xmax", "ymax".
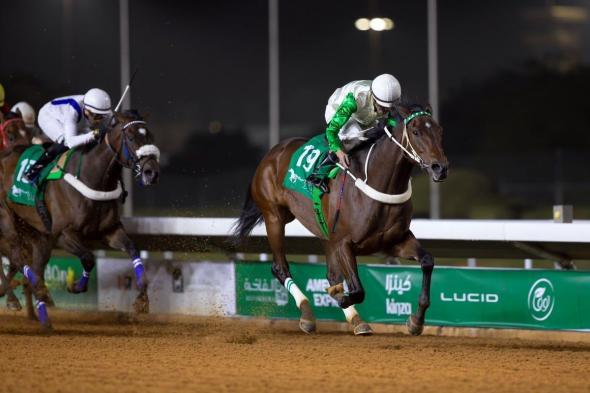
[
  {"xmin": 7, "ymin": 299, "xmax": 22, "ymax": 311},
  {"xmin": 40, "ymin": 323, "xmax": 54, "ymax": 335},
  {"xmin": 299, "ymin": 300, "xmax": 316, "ymax": 334},
  {"xmin": 353, "ymin": 322, "xmax": 373, "ymax": 336},
  {"xmin": 67, "ymin": 281, "xmax": 87, "ymax": 294},
  {"xmin": 133, "ymin": 294, "xmax": 149, "ymax": 314},
  {"xmin": 406, "ymin": 315, "xmax": 424, "ymax": 336},
  {"xmin": 299, "ymin": 319, "xmax": 316, "ymax": 334}
]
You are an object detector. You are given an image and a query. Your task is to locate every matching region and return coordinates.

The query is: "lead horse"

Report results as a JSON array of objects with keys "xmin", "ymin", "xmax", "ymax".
[
  {"xmin": 232, "ymin": 104, "xmax": 448, "ymax": 335},
  {"xmin": 0, "ymin": 110, "xmax": 160, "ymax": 331}
]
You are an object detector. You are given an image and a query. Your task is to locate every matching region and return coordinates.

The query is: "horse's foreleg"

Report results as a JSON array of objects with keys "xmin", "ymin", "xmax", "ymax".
[
  {"xmin": 22, "ymin": 264, "xmax": 52, "ymax": 332},
  {"xmin": 325, "ymin": 241, "xmax": 372, "ymax": 335},
  {"xmin": 58, "ymin": 230, "xmax": 95, "ymax": 294},
  {"xmin": 392, "ymin": 231, "xmax": 433, "ymax": 336},
  {"xmin": 265, "ymin": 211, "xmax": 315, "ymax": 333},
  {"xmin": 105, "ymin": 225, "xmax": 148, "ymax": 314}
]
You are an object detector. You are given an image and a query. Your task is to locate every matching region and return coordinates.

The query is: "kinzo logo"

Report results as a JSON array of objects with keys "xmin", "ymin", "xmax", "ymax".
[
  {"xmin": 528, "ymin": 278, "xmax": 555, "ymax": 321},
  {"xmin": 440, "ymin": 292, "xmax": 499, "ymax": 303}
]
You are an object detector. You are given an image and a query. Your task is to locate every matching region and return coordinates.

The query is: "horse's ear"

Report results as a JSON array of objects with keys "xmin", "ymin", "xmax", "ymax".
[
  {"xmin": 15, "ymin": 108, "xmax": 22, "ymax": 117},
  {"xmin": 425, "ymin": 104, "xmax": 433, "ymax": 114},
  {"xmin": 397, "ymin": 105, "xmax": 410, "ymax": 118},
  {"xmin": 141, "ymin": 112, "xmax": 150, "ymax": 120}
]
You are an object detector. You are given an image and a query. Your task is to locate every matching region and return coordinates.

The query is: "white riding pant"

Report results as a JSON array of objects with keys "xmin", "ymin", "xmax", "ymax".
[{"xmin": 38, "ymin": 109, "xmax": 65, "ymax": 144}]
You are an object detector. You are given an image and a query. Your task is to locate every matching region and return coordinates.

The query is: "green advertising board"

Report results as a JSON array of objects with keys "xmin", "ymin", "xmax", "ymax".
[
  {"xmin": 2, "ymin": 257, "xmax": 97, "ymax": 310},
  {"xmin": 236, "ymin": 262, "xmax": 590, "ymax": 331}
]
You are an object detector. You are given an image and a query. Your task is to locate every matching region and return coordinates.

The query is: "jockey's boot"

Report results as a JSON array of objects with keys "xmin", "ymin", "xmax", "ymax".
[
  {"xmin": 22, "ymin": 143, "xmax": 67, "ymax": 184},
  {"xmin": 306, "ymin": 151, "xmax": 338, "ymax": 193}
]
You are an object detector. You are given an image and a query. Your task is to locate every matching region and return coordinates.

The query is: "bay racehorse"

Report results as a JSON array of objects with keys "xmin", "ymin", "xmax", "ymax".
[
  {"xmin": 232, "ymin": 104, "xmax": 448, "ymax": 335},
  {"xmin": 0, "ymin": 110, "xmax": 160, "ymax": 331},
  {"xmin": 0, "ymin": 112, "xmax": 38, "ymax": 313}
]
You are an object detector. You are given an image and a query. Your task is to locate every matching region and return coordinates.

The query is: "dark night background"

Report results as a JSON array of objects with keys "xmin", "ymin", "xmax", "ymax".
[{"xmin": 1, "ymin": 0, "xmax": 589, "ymax": 218}]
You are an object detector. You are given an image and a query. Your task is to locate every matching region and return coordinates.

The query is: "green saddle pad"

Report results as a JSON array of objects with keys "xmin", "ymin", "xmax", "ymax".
[
  {"xmin": 282, "ymin": 134, "xmax": 340, "ymax": 239},
  {"xmin": 282, "ymin": 134, "xmax": 333, "ymax": 199},
  {"xmin": 8, "ymin": 145, "xmax": 74, "ymax": 206}
]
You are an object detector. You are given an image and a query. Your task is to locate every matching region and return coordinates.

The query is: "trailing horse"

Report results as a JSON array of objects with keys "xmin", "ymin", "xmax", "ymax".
[
  {"xmin": 0, "ymin": 110, "xmax": 160, "ymax": 331},
  {"xmin": 0, "ymin": 112, "xmax": 39, "ymax": 313},
  {"xmin": 232, "ymin": 104, "xmax": 448, "ymax": 335}
]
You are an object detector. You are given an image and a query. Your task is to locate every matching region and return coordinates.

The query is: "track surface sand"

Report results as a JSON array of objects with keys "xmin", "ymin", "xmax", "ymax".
[{"xmin": 0, "ymin": 310, "xmax": 589, "ymax": 393}]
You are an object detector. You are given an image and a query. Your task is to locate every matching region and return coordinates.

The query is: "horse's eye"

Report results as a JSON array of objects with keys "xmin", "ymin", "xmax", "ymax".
[{"xmin": 412, "ymin": 129, "xmax": 419, "ymax": 136}]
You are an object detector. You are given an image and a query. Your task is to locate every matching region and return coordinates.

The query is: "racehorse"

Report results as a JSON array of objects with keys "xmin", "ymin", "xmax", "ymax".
[
  {"xmin": 0, "ymin": 110, "xmax": 160, "ymax": 331},
  {"xmin": 0, "ymin": 112, "xmax": 38, "ymax": 313},
  {"xmin": 232, "ymin": 104, "xmax": 448, "ymax": 335}
]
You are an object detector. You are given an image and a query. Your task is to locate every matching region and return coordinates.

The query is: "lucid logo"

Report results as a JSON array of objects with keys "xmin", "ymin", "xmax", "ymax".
[{"xmin": 440, "ymin": 292, "xmax": 499, "ymax": 303}]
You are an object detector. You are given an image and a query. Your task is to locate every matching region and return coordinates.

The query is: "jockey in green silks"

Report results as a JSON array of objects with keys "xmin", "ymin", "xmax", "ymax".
[{"xmin": 307, "ymin": 73, "xmax": 402, "ymax": 193}]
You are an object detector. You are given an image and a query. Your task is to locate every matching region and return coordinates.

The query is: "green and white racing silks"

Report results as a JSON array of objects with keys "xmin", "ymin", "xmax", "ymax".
[{"xmin": 324, "ymin": 80, "xmax": 397, "ymax": 152}]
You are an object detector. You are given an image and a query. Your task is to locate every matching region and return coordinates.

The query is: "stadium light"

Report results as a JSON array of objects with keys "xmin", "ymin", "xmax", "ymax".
[{"xmin": 355, "ymin": 17, "xmax": 394, "ymax": 31}]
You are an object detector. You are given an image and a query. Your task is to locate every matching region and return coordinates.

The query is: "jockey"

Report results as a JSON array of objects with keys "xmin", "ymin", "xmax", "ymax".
[
  {"xmin": 11, "ymin": 101, "xmax": 46, "ymax": 144},
  {"xmin": 0, "ymin": 83, "xmax": 9, "ymax": 119},
  {"xmin": 307, "ymin": 74, "xmax": 402, "ymax": 192},
  {"xmin": 23, "ymin": 88, "xmax": 112, "ymax": 183},
  {"xmin": 11, "ymin": 101, "xmax": 36, "ymax": 129}
]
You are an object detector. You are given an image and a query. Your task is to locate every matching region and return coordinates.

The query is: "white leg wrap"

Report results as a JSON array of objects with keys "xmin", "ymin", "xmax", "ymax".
[
  {"xmin": 284, "ymin": 278, "xmax": 308, "ymax": 308},
  {"xmin": 343, "ymin": 305, "xmax": 359, "ymax": 323}
]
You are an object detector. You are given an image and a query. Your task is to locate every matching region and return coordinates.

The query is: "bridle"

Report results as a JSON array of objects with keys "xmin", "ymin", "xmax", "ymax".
[
  {"xmin": 383, "ymin": 110, "xmax": 432, "ymax": 168},
  {"xmin": 104, "ymin": 119, "xmax": 160, "ymax": 178}
]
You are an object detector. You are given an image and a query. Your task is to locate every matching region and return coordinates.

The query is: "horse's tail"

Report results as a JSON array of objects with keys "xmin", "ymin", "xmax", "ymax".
[{"xmin": 229, "ymin": 182, "xmax": 263, "ymax": 247}]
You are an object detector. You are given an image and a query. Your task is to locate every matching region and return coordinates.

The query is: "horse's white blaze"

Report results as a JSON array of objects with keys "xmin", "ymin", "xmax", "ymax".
[
  {"xmin": 343, "ymin": 305, "xmax": 359, "ymax": 323},
  {"xmin": 136, "ymin": 144, "xmax": 161, "ymax": 162},
  {"xmin": 284, "ymin": 278, "xmax": 308, "ymax": 308},
  {"xmin": 138, "ymin": 127, "xmax": 147, "ymax": 135}
]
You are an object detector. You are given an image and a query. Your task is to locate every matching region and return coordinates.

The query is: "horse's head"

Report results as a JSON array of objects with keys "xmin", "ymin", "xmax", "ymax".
[
  {"xmin": 0, "ymin": 112, "xmax": 31, "ymax": 150},
  {"xmin": 396, "ymin": 104, "xmax": 448, "ymax": 182},
  {"xmin": 106, "ymin": 110, "xmax": 160, "ymax": 185}
]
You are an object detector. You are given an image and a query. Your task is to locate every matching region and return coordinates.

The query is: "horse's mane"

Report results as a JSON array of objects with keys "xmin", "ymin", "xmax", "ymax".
[
  {"xmin": 120, "ymin": 109, "xmax": 144, "ymax": 121},
  {"xmin": 348, "ymin": 102, "xmax": 429, "ymax": 155}
]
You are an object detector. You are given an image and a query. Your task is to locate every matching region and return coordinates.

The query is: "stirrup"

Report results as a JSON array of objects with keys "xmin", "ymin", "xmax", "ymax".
[
  {"xmin": 307, "ymin": 176, "xmax": 329, "ymax": 194},
  {"xmin": 23, "ymin": 165, "xmax": 44, "ymax": 184}
]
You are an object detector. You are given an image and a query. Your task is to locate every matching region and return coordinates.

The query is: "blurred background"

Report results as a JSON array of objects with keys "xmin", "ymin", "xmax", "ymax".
[{"xmin": 1, "ymin": 0, "xmax": 589, "ymax": 219}]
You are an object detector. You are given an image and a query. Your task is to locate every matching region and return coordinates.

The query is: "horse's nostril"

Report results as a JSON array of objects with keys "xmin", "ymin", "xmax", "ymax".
[{"xmin": 431, "ymin": 163, "xmax": 442, "ymax": 173}]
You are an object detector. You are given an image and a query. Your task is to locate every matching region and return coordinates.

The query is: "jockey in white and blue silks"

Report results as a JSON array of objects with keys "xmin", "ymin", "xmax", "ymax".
[{"xmin": 23, "ymin": 88, "xmax": 112, "ymax": 183}]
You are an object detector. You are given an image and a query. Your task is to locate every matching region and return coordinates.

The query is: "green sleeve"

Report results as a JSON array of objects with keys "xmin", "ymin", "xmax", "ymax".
[
  {"xmin": 325, "ymin": 93, "xmax": 357, "ymax": 152},
  {"xmin": 386, "ymin": 117, "xmax": 398, "ymax": 128}
]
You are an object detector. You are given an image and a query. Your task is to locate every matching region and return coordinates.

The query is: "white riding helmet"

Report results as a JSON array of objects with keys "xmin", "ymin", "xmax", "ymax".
[
  {"xmin": 371, "ymin": 74, "xmax": 401, "ymax": 108},
  {"xmin": 83, "ymin": 88, "xmax": 112, "ymax": 115},
  {"xmin": 11, "ymin": 101, "xmax": 36, "ymax": 128}
]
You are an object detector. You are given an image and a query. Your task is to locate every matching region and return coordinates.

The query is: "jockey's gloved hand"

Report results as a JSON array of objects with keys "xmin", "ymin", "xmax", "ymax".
[{"xmin": 335, "ymin": 150, "xmax": 350, "ymax": 168}]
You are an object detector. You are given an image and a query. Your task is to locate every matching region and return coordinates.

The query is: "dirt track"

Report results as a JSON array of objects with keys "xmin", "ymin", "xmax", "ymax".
[{"xmin": 0, "ymin": 310, "xmax": 589, "ymax": 393}]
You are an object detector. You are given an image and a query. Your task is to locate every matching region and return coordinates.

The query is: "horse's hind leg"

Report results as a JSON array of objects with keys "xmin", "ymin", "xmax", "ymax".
[
  {"xmin": 392, "ymin": 231, "xmax": 433, "ymax": 336},
  {"xmin": 105, "ymin": 225, "xmax": 148, "ymax": 314},
  {"xmin": 1, "ymin": 261, "xmax": 23, "ymax": 311},
  {"xmin": 264, "ymin": 209, "xmax": 316, "ymax": 334},
  {"xmin": 325, "ymin": 241, "xmax": 372, "ymax": 336},
  {"xmin": 57, "ymin": 230, "xmax": 95, "ymax": 294}
]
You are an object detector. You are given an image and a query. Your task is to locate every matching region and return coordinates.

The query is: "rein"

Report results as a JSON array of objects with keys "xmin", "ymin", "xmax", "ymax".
[{"xmin": 62, "ymin": 118, "xmax": 160, "ymax": 201}]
